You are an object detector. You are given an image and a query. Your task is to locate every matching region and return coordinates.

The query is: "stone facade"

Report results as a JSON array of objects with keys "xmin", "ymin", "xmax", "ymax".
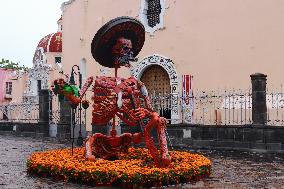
[{"xmin": 60, "ymin": 0, "xmax": 284, "ymax": 130}]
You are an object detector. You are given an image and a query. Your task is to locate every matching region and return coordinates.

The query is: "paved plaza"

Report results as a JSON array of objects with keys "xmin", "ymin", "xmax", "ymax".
[{"xmin": 0, "ymin": 135, "xmax": 283, "ymax": 189}]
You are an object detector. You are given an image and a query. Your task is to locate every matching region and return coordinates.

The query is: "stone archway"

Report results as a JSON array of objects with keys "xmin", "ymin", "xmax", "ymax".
[
  {"xmin": 131, "ymin": 54, "xmax": 179, "ymax": 123},
  {"xmin": 140, "ymin": 65, "xmax": 171, "ymax": 120},
  {"xmin": 140, "ymin": 65, "xmax": 170, "ymax": 95}
]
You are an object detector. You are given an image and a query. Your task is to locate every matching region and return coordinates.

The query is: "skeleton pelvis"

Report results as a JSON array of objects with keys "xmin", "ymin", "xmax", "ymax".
[{"xmin": 86, "ymin": 133, "xmax": 133, "ymax": 160}]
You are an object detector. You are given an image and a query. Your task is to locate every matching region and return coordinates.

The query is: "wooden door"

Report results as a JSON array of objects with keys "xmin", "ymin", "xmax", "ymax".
[
  {"xmin": 140, "ymin": 65, "xmax": 170, "ymax": 96},
  {"xmin": 140, "ymin": 65, "xmax": 171, "ymax": 120}
]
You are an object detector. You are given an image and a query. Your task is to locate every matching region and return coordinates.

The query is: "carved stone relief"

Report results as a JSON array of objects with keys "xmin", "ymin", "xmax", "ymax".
[{"xmin": 130, "ymin": 54, "xmax": 180, "ymax": 123}]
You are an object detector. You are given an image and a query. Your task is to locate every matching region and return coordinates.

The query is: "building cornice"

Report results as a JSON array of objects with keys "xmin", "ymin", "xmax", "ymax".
[{"xmin": 61, "ymin": 0, "xmax": 76, "ymax": 11}]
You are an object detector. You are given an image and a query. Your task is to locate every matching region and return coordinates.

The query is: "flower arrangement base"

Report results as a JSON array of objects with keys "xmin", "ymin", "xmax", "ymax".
[{"xmin": 27, "ymin": 147, "xmax": 211, "ymax": 188}]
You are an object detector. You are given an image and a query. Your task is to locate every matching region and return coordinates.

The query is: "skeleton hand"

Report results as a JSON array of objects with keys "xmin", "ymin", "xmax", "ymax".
[{"xmin": 129, "ymin": 108, "xmax": 149, "ymax": 120}]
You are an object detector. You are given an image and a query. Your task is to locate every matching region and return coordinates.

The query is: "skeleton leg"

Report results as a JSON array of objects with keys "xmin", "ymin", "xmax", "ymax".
[
  {"xmin": 85, "ymin": 134, "xmax": 96, "ymax": 161},
  {"xmin": 144, "ymin": 112, "xmax": 171, "ymax": 167},
  {"xmin": 156, "ymin": 116, "xmax": 171, "ymax": 166}
]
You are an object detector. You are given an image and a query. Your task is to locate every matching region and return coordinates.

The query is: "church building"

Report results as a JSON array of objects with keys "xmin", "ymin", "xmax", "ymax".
[
  {"xmin": 60, "ymin": 0, "xmax": 284, "ymax": 128},
  {"xmin": 2, "ymin": 0, "xmax": 284, "ymax": 130}
]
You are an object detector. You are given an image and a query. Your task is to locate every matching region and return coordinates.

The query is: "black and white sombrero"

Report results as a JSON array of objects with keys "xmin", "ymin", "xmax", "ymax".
[{"xmin": 91, "ymin": 16, "xmax": 145, "ymax": 68}]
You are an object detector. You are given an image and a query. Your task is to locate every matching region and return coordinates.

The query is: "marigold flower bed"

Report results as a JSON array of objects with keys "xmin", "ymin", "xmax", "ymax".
[{"xmin": 27, "ymin": 147, "xmax": 211, "ymax": 188}]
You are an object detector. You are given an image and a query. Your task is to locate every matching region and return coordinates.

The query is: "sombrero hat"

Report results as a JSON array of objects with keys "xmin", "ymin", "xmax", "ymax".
[{"xmin": 91, "ymin": 16, "xmax": 145, "ymax": 68}]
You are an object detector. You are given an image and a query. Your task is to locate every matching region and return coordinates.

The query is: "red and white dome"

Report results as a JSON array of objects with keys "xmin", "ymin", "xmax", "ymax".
[
  {"xmin": 33, "ymin": 17, "xmax": 63, "ymax": 65},
  {"xmin": 36, "ymin": 32, "xmax": 62, "ymax": 53}
]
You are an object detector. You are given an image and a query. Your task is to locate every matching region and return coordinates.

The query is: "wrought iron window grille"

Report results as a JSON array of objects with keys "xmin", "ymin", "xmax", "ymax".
[{"xmin": 147, "ymin": 0, "xmax": 162, "ymax": 28}]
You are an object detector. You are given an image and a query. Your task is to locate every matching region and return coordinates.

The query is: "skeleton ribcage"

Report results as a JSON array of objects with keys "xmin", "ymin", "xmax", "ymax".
[{"xmin": 92, "ymin": 76, "xmax": 146, "ymax": 125}]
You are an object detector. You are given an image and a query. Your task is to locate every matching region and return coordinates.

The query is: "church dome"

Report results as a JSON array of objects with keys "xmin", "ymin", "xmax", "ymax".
[
  {"xmin": 36, "ymin": 32, "xmax": 62, "ymax": 53},
  {"xmin": 33, "ymin": 17, "xmax": 62, "ymax": 65}
]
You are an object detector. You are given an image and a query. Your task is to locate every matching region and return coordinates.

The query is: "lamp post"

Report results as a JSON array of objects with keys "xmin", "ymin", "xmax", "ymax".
[{"xmin": 69, "ymin": 65, "xmax": 84, "ymax": 147}]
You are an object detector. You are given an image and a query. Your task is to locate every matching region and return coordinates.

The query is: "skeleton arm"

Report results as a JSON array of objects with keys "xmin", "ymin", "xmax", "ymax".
[
  {"xmin": 137, "ymin": 80, "xmax": 153, "ymax": 111},
  {"xmin": 79, "ymin": 76, "xmax": 94, "ymax": 98}
]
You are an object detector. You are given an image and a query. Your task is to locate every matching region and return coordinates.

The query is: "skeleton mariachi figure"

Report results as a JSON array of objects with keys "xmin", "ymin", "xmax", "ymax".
[{"xmin": 53, "ymin": 17, "xmax": 171, "ymax": 167}]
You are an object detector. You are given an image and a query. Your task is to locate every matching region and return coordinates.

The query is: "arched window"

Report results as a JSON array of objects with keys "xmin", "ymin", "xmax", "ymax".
[
  {"xmin": 80, "ymin": 58, "xmax": 87, "ymax": 79},
  {"xmin": 140, "ymin": 0, "xmax": 166, "ymax": 33}
]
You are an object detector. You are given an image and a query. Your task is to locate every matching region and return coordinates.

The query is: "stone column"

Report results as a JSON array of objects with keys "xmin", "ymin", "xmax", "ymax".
[
  {"xmin": 38, "ymin": 89, "xmax": 51, "ymax": 137},
  {"xmin": 250, "ymin": 73, "xmax": 267, "ymax": 125},
  {"xmin": 59, "ymin": 98, "xmax": 71, "ymax": 124},
  {"xmin": 56, "ymin": 98, "xmax": 71, "ymax": 141}
]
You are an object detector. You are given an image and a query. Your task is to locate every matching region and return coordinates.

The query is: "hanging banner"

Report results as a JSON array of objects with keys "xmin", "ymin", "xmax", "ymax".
[{"xmin": 182, "ymin": 75, "xmax": 194, "ymax": 123}]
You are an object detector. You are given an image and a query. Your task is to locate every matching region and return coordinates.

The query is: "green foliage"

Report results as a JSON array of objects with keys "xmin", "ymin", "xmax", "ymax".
[{"xmin": 0, "ymin": 58, "xmax": 29, "ymax": 71}]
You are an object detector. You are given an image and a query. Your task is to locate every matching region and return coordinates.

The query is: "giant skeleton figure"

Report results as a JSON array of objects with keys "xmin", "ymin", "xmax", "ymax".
[{"xmin": 53, "ymin": 17, "xmax": 171, "ymax": 167}]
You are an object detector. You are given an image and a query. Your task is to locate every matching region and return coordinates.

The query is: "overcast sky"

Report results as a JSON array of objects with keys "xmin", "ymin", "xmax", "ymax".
[{"xmin": 0, "ymin": 0, "xmax": 66, "ymax": 67}]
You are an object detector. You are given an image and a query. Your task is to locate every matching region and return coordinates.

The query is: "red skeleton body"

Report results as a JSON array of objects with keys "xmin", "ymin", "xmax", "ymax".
[
  {"xmin": 52, "ymin": 17, "xmax": 172, "ymax": 167},
  {"xmin": 86, "ymin": 76, "xmax": 171, "ymax": 167}
]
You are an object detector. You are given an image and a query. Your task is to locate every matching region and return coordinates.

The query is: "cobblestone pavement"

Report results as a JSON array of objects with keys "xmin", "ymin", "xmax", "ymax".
[{"xmin": 0, "ymin": 135, "xmax": 283, "ymax": 189}]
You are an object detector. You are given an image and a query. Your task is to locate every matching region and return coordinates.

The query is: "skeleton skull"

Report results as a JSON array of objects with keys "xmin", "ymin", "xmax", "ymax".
[{"xmin": 112, "ymin": 37, "xmax": 135, "ymax": 67}]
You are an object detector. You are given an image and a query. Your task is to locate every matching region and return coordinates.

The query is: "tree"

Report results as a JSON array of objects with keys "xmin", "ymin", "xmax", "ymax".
[{"xmin": 0, "ymin": 58, "xmax": 29, "ymax": 71}]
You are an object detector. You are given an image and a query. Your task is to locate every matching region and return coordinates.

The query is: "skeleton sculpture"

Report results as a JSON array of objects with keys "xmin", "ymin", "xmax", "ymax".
[{"xmin": 52, "ymin": 17, "xmax": 171, "ymax": 167}]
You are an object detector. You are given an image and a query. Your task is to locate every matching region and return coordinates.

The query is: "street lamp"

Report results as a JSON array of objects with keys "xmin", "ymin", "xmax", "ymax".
[{"xmin": 69, "ymin": 65, "xmax": 84, "ymax": 147}]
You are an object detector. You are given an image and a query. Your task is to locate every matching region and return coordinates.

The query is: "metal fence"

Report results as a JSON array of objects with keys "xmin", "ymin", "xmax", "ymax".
[
  {"xmin": 49, "ymin": 93, "xmax": 87, "ymax": 123},
  {"xmin": 266, "ymin": 86, "xmax": 284, "ymax": 126},
  {"xmin": 149, "ymin": 89, "xmax": 252, "ymax": 125},
  {"xmin": 49, "ymin": 93, "xmax": 61, "ymax": 124},
  {"xmin": 0, "ymin": 93, "xmax": 60, "ymax": 124},
  {"xmin": 1, "ymin": 87, "xmax": 284, "ymax": 126},
  {"xmin": 0, "ymin": 103, "xmax": 39, "ymax": 123},
  {"xmin": 150, "ymin": 87, "xmax": 284, "ymax": 126},
  {"xmin": 191, "ymin": 89, "xmax": 253, "ymax": 125}
]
